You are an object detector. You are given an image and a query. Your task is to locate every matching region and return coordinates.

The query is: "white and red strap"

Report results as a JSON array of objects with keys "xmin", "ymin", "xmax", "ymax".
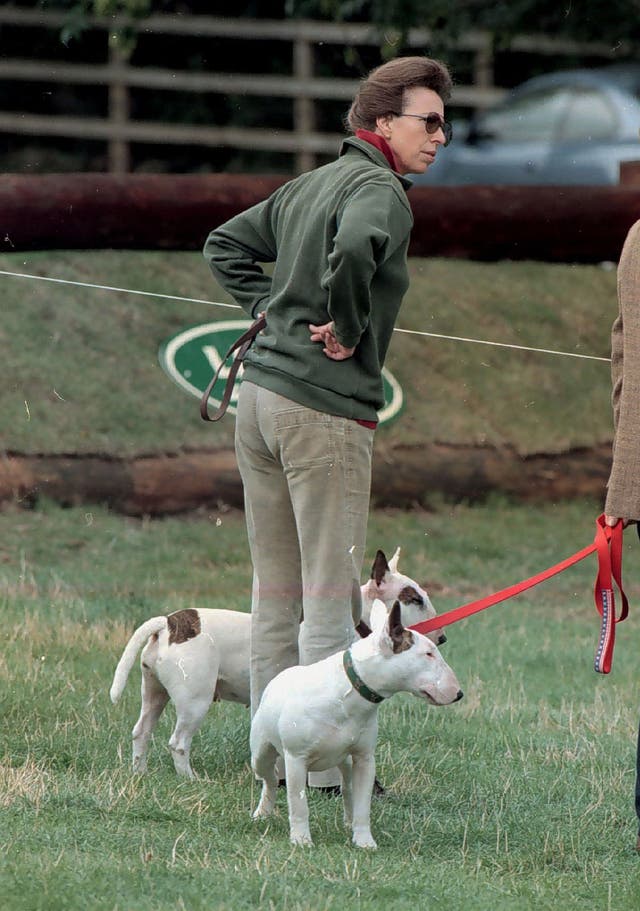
[{"xmin": 409, "ymin": 515, "xmax": 628, "ymax": 674}]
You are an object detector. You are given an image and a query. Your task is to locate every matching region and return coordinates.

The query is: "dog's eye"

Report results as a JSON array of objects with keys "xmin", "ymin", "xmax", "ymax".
[{"xmin": 425, "ymin": 651, "xmax": 435, "ymax": 660}]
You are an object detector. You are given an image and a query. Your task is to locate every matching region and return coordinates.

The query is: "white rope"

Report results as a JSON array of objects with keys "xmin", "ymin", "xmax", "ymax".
[
  {"xmin": 0, "ymin": 268, "xmax": 611, "ymax": 363},
  {"xmin": 0, "ymin": 269, "xmax": 239, "ymax": 310},
  {"xmin": 393, "ymin": 327, "xmax": 611, "ymax": 362}
]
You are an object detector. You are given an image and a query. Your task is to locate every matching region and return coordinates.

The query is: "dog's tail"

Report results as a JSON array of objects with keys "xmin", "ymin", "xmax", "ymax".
[{"xmin": 110, "ymin": 617, "xmax": 167, "ymax": 704}]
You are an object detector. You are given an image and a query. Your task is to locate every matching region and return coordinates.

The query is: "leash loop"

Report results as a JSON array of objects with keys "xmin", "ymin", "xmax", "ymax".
[
  {"xmin": 410, "ymin": 514, "xmax": 629, "ymax": 674},
  {"xmin": 592, "ymin": 516, "xmax": 628, "ymax": 674},
  {"xmin": 200, "ymin": 313, "xmax": 266, "ymax": 422}
]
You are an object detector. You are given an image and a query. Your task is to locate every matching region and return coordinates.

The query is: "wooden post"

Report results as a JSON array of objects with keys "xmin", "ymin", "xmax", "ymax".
[
  {"xmin": 473, "ymin": 32, "xmax": 494, "ymax": 111},
  {"xmin": 108, "ymin": 38, "xmax": 131, "ymax": 174},
  {"xmin": 293, "ymin": 36, "xmax": 314, "ymax": 174}
]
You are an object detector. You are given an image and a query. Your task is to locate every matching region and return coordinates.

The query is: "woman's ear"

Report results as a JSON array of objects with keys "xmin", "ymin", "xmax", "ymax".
[{"xmin": 375, "ymin": 113, "xmax": 394, "ymax": 139}]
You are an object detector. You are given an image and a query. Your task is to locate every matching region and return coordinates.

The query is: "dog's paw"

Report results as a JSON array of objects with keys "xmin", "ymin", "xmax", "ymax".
[
  {"xmin": 352, "ymin": 832, "xmax": 377, "ymax": 850},
  {"xmin": 252, "ymin": 804, "xmax": 273, "ymax": 820},
  {"xmin": 290, "ymin": 832, "xmax": 313, "ymax": 847}
]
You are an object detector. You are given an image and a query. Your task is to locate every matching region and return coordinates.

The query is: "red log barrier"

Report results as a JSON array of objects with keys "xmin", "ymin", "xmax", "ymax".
[
  {"xmin": 408, "ymin": 185, "xmax": 640, "ymax": 262},
  {"xmin": 2, "ymin": 174, "xmax": 640, "ymax": 261},
  {"xmin": 0, "ymin": 173, "xmax": 288, "ymax": 253}
]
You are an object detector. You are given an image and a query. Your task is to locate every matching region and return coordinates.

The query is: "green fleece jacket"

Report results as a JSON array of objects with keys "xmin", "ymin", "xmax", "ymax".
[{"xmin": 203, "ymin": 137, "xmax": 413, "ymax": 422}]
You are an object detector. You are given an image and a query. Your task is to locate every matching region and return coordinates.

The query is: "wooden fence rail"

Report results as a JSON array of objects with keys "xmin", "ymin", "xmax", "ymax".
[{"xmin": 0, "ymin": 9, "xmax": 628, "ymax": 174}]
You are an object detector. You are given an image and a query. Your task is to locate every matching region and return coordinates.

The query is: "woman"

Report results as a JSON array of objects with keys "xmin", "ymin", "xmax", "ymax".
[
  {"xmin": 604, "ymin": 218, "xmax": 640, "ymax": 851},
  {"xmin": 203, "ymin": 56, "xmax": 453, "ymax": 788}
]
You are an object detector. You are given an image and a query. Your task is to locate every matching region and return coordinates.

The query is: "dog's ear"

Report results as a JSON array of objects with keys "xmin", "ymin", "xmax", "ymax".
[
  {"xmin": 373, "ymin": 600, "xmax": 410, "ymax": 656},
  {"xmin": 388, "ymin": 546, "xmax": 401, "ymax": 574},
  {"xmin": 369, "ymin": 598, "xmax": 388, "ymax": 632},
  {"xmin": 373, "ymin": 598, "xmax": 394, "ymax": 655},
  {"xmin": 371, "ymin": 550, "xmax": 390, "ymax": 586},
  {"xmin": 388, "ymin": 600, "xmax": 413, "ymax": 654}
]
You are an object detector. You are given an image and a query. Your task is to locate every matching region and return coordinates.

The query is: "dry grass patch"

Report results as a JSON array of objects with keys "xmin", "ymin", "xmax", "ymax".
[
  {"xmin": 0, "ymin": 756, "xmax": 56, "ymax": 808},
  {"xmin": 3, "ymin": 609, "xmax": 131, "ymax": 655}
]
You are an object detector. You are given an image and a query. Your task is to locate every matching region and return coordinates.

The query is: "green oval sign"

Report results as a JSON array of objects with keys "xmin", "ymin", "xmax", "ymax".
[{"xmin": 159, "ymin": 320, "xmax": 403, "ymax": 426}]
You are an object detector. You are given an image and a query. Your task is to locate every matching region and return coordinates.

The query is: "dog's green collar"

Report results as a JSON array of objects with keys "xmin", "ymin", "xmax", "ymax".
[{"xmin": 343, "ymin": 650, "xmax": 385, "ymax": 704}]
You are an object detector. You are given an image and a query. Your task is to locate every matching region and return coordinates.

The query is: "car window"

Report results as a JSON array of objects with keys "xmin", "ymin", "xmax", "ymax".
[
  {"xmin": 559, "ymin": 88, "xmax": 618, "ymax": 142},
  {"xmin": 476, "ymin": 87, "xmax": 570, "ymax": 142}
]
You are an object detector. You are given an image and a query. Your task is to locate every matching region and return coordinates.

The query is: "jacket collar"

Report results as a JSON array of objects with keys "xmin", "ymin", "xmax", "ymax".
[
  {"xmin": 354, "ymin": 129, "xmax": 398, "ymax": 170},
  {"xmin": 339, "ymin": 136, "xmax": 413, "ymax": 190}
]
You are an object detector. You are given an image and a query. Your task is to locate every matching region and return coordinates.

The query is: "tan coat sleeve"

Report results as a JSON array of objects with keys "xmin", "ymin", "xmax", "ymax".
[{"xmin": 604, "ymin": 219, "xmax": 640, "ymax": 519}]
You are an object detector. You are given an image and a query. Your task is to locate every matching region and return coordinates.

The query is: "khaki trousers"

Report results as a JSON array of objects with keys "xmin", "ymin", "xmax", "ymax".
[{"xmin": 235, "ymin": 382, "xmax": 374, "ymax": 786}]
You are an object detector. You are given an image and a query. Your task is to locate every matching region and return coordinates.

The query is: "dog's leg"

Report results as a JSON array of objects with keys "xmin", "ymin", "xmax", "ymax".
[
  {"xmin": 131, "ymin": 666, "xmax": 169, "ymax": 774},
  {"xmin": 350, "ymin": 753, "xmax": 377, "ymax": 849},
  {"xmin": 338, "ymin": 756, "xmax": 353, "ymax": 829},
  {"xmin": 156, "ymin": 636, "xmax": 220, "ymax": 778},
  {"xmin": 283, "ymin": 752, "xmax": 312, "ymax": 846},
  {"xmin": 168, "ymin": 694, "xmax": 214, "ymax": 779},
  {"xmin": 251, "ymin": 741, "xmax": 280, "ymax": 820}
]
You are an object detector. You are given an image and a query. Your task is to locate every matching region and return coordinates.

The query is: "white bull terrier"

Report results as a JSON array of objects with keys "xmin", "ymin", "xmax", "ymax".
[
  {"xmin": 250, "ymin": 599, "xmax": 463, "ymax": 849},
  {"xmin": 110, "ymin": 549, "xmax": 445, "ymax": 778}
]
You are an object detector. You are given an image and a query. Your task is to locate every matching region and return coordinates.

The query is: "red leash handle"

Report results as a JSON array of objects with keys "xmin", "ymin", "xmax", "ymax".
[
  {"xmin": 410, "ymin": 514, "xmax": 629, "ymax": 674},
  {"xmin": 593, "ymin": 515, "xmax": 628, "ymax": 674}
]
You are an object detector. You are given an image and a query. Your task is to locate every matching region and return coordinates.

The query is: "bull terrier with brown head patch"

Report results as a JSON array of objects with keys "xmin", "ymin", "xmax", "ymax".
[
  {"xmin": 110, "ymin": 549, "xmax": 445, "ymax": 778},
  {"xmin": 360, "ymin": 548, "xmax": 445, "ymax": 644},
  {"xmin": 250, "ymin": 599, "xmax": 463, "ymax": 849}
]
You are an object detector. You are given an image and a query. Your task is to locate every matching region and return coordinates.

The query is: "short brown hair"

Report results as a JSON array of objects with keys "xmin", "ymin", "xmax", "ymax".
[{"xmin": 346, "ymin": 56, "xmax": 453, "ymax": 133}]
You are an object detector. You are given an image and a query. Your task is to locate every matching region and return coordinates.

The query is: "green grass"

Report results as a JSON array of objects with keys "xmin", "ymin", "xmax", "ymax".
[
  {"xmin": 1, "ymin": 249, "xmax": 633, "ymax": 906},
  {"xmin": 2, "ymin": 498, "xmax": 639, "ymax": 910},
  {"xmin": 1, "ymin": 251, "xmax": 617, "ymax": 456}
]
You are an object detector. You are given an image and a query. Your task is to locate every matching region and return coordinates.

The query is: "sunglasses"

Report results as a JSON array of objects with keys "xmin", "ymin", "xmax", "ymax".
[{"xmin": 396, "ymin": 112, "xmax": 453, "ymax": 146}]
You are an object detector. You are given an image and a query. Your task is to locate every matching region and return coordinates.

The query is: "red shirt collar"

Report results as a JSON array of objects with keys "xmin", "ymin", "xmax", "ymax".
[{"xmin": 354, "ymin": 129, "xmax": 399, "ymax": 172}]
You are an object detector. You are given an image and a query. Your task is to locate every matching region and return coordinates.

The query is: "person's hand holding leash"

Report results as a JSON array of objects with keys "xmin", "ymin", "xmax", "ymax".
[
  {"xmin": 605, "ymin": 516, "xmax": 635, "ymax": 527},
  {"xmin": 309, "ymin": 321, "xmax": 355, "ymax": 361}
]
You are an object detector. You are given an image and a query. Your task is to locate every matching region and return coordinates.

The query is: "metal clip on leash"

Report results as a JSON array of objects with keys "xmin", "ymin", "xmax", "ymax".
[{"xmin": 200, "ymin": 314, "xmax": 266, "ymax": 422}]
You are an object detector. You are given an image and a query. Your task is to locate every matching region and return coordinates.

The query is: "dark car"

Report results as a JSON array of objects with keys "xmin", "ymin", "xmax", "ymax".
[{"xmin": 412, "ymin": 65, "xmax": 640, "ymax": 185}]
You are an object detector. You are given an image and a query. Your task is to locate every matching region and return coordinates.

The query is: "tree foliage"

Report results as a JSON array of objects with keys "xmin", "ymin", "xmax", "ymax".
[
  {"xmin": 40, "ymin": 0, "xmax": 640, "ymax": 51},
  {"xmin": 286, "ymin": 0, "xmax": 640, "ymax": 51}
]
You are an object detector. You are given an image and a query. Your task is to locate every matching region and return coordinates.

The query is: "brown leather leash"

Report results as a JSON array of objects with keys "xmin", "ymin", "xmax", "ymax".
[{"xmin": 200, "ymin": 314, "xmax": 266, "ymax": 422}]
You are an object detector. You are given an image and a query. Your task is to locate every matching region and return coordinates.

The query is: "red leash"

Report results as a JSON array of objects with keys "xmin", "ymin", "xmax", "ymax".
[{"xmin": 409, "ymin": 515, "xmax": 629, "ymax": 674}]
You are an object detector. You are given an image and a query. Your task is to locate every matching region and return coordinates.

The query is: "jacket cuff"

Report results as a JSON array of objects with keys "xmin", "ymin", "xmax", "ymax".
[{"xmin": 250, "ymin": 297, "xmax": 269, "ymax": 319}]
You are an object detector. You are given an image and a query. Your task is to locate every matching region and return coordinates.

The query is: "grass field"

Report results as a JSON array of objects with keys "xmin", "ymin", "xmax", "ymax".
[
  {"xmin": 1, "ymin": 250, "xmax": 637, "ymax": 908},
  {"xmin": 2, "ymin": 497, "xmax": 639, "ymax": 910},
  {"xmin": 1, "ymin": 251, "xmax": 617, "ymax": 457}
]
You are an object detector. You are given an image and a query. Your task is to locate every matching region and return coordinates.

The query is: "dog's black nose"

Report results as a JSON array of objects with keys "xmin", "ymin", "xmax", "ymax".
[
  {"xmin": 455, "ymin": 690, "xmax": 464, "ymax": 702},
  {"xmin": 438, "ymin": 633, "xmax": 447, "ymax": 645}
]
